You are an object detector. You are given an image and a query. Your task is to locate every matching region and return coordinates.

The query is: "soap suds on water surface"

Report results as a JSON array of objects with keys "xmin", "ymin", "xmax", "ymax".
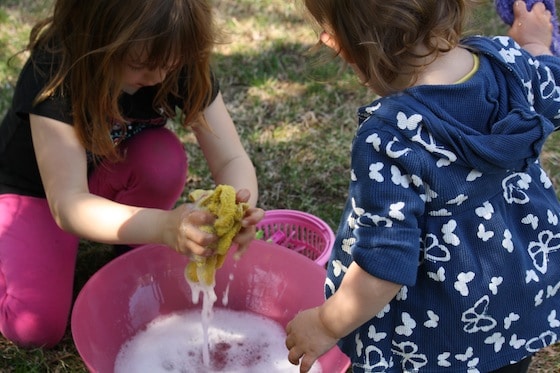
[{"xmin": 114, "ymin": 308, "xmax": 323, "ymax": 373}]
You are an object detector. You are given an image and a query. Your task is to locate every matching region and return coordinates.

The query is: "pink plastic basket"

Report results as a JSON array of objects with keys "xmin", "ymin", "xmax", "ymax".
[{"xmin": 256, "ymin": 209, "xmax": 335, "ymax": 266}]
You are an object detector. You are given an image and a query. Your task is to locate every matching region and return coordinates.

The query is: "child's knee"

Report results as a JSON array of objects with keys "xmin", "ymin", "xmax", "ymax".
[
  {"xmin": 127, "ymin": 127, "xmax": 187, "ymax": 165},
  {"xmin": 0, "ymin": 302, "xmax": 68, "ymax": 348},
  {"xmin": 128, "ymin": 128, "xmax": 188, "ymax": 195}
]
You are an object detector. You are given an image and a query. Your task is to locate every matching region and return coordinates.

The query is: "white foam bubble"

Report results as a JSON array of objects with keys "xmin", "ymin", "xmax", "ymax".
[{"xmin": 114, "ymin": 308, "xmax": 322, "ymax": 373}]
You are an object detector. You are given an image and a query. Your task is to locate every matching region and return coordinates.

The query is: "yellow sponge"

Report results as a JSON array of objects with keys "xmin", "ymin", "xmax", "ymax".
[{"xmin": 185, "ymin": 185, "xmax": 249, "ymax": 285}]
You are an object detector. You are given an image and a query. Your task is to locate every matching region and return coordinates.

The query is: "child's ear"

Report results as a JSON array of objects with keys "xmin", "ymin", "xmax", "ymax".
[
  {"xmin": 320, "ymin": 31, "xmax": 339, "ymax": 51},
  {"xmin": 320, "ymin": 31, "xmax": 355, "ymax": 63}
]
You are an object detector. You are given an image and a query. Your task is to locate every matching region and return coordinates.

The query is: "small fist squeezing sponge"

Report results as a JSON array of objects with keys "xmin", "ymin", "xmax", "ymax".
[{"xmin": 184, "ymin": 185, "xmax": 249, "ymax": 285}]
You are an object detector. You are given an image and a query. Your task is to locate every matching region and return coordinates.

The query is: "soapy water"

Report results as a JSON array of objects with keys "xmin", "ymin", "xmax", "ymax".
[{"xmin": 114, "ymin": 308, "xmax": 322, "ymax": 373}]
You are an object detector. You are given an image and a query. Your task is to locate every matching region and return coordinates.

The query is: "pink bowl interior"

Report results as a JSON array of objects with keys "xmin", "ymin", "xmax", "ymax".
[{"xmin": 71, "ymin": 241, "xmax": 350, "ymax": 372}]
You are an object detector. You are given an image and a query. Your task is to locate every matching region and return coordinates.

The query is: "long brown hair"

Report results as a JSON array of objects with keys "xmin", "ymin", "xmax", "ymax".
[
  {"xmin": 303, "ymin": 0, "xmax": 475, "ymax": 95},
  {"xmin": 28, "ymin": 0, "xmax": 217, "ymax": 160}
]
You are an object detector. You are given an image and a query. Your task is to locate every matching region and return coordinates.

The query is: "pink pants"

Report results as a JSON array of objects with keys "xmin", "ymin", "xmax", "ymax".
[{"xmin": 0, "ymin": 127, "xmax": 187, "ymax": 348}]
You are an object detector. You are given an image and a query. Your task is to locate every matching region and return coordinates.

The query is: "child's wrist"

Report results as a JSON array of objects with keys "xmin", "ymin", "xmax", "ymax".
[
  {"xmin": 317, "ymin": 305, "xmax": 345, "ymax": 340},
  {"xmin": 522, "ymin": 42, "xmax": 553, "ymax": 56}
]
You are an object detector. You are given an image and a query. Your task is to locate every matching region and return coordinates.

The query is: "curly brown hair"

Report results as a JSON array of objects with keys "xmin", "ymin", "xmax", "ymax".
[
  {"xmin": 303, "ymin": 0, "xmax": 477, "ymax": 95},
  {"xmin": 28, "ymin": 0, "xmax": 217, "ymax": 161}
]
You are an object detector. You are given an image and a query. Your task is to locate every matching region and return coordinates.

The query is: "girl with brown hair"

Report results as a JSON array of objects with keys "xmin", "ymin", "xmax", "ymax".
[
  {"xmin": 0, "ymin": 0, "xmax": 263, "ymax": 348},
  {"xmin": 286, "ymin": 1, "xmax": 560, "ymax": 372}
]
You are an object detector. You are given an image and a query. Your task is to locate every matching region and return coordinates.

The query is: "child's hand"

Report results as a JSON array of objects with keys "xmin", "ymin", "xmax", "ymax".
[
  {"xmin": 165, "ymin": 203, "xmax": 218, "ymax": 257},
  {"xmin": 285, "ymin": 307, "xmax": 338, "ymax": 373},
  {"xmin": 509, "ymin": 0, "xmax": 554, "ymax": 55},
  {"xmin": 232, "ymin": 189, "xmax": 265, "ymax": 257}
]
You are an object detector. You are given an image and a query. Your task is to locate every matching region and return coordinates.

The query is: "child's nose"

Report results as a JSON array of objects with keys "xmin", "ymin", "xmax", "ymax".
[{"xmin": 143, "ymin": 68, "xmax": 167, "ymax": 85}]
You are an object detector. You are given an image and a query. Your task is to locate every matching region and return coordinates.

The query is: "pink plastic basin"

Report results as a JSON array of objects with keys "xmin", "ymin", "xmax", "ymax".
[{"xmin": 71, "ymin": 240, "xmax": 350, "ymax": 372}]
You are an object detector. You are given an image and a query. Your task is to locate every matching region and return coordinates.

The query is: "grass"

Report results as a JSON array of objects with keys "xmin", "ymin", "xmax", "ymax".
[{"xmin": 1, "ymin": 0, "xmax": 560, "ymax": 371}]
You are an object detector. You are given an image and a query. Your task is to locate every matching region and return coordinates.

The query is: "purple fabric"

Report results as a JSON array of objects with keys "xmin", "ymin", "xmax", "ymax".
[{"xmin": 495, "ymin": 0, "xmax": 560, "ymax": 55}]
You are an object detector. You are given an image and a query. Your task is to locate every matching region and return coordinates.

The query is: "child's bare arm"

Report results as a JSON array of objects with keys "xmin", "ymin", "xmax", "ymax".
[{"xmin": 285, "ymin": 263, "xmax": 401, "ymax": 372}]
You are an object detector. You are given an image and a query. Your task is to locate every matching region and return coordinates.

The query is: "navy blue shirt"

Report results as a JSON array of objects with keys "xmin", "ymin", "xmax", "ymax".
[{"xmin": 328, "ymin": 36, "xmax": 560, "ymax": 372}]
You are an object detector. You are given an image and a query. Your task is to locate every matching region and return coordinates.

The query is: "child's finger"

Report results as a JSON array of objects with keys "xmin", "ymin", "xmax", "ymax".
[
  {"xmin": 242, "ymin": 207, "xmax": 265, "ymax": 226},
  {"xmin": 513, "ymin": 0, "xmax": 529, "ymax": 18},
  {"xmin": 235, "ymin": 188, "xmax": 250, "ymax": 203}
]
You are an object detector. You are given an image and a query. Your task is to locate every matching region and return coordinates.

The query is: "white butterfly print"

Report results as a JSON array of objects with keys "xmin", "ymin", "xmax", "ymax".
[
  {"xmin": 525, "ymin": 331, "xmax": 558, "ymax": 353},
  {"xmin": 502, "ymin": 229, "xmax": 514, "ymax": 253},
  {"xmin": 341, "ymin": 237, "xmax": 355, "ymax": 255},
  {"xmin": 502, "ymin": 173, "xmax": 532, "ymax": 205},
  {"xmin": 365, "ymin": 133, "xmax": 381, "ymax": 151},
  {"xmin": 438, "ymin": 352, "xmax": 452, "ymax": 368},
  {"xmin": 376, "ymin": 303, "xmax": 391, "ymax": 318},
  {"xmin": 461, "ymin": 296, "xmax": 497, "ymax": 333},
  {"xmin": 349, "ymin": 198, "xmax": 364, "ymax": 229},
  {"xmin": 489, "ymin": 277, "xmax": 503, "ymax": 295},
  {"xmin": 523, "ymin": 79, "xmax": 535, "ymax": 107},
  {"xmin": 365, "ymin": 102, "xmax": 381, "ymax": 115},
  {"xmin": 485, "ymin": 332, "xmax": 506, "ymax": 352},
  {"xmin": 548, "ymin": 209, "xmax": 559, "ymax": 226},
  {"xmin": 447, "ymin": 194, "xmax": 469, "ymax": 206},
  {"xmin": 504, "ymin": 313, "xmax": 520, "ymax": 330},
  {"xmin": 509, "ymin": 334, "xmax": 526, "ymax": 349},
  {"xmin": 525, "ymin": 269, "xmax": 540, "ymax": 284},
  {"xmin": 522, "ymin": 214, "xmax": 539, "ymax": 230},
  {"xmin": 396, "ymin": 286, "xmax": 408, "ymax": 301},
  {"xmin": 467, "ymin": 169, "xmax": 483, "ymax": 182},
  {"xmin": 541, "ymin": 167, "xmax": 553, "ymax": 188},
  {"xmin": 325, "ymin": 277, "xmax": 336, "ymax": 296},
  {"xmin": 495, "ymin": 35, "xmax": 511, "ymax": 47},
  {"xmin": 352, "ymin": 345, "xmax": 390, "ymax": 372},
  {"xmin": 477, "ymin": 224, "xmax": 494, "ymax": 242},
  {"xmin": 355, "ymin": 333, "xmax": 364, "ymax": 357},
  {"xmin": 369, "ymin": 162, "xmax": 384, "ymax": 182},
  {"xmin": 368, "ymin": 325, "xmax": 387, "ymax": 342},
  {"xmin": 389, "ymin": 202, "xmax": 405, "ymax": 221},
  {"xmin": 547, "ymin": 281, "xmax": 560, "ymax": 298},
  {"xmin": 396, "ymin": 112, "xmax": 422, "ymax": 131},
  {"xmin": 424, "ymin": 310, "xmax": 439, "ymax": 328},
  {"xmin": 427, "ymin": 267, "xmax": 446, "ymax": 282},
  {"xmin": 410, "ymin": 174, "xmax": 424, "ymax": 188},
  {"xmin": 391, "ymin": 165, "xmax": 411, "ymax": 188},
  {"xmin": 347, "ymin": 215, "xmax": 357, "ymax": 229},
  {"xmin": 535, "ymin": 289, "xmax": 545, "ymax": 307},
  {"xmin": 454, "ymin": 346, "xmax": 474, "ymax": 362},
  {"xmin": 498, "ymin": 44, "xmax": 523, "ymax": 63},
  {"xmin": 475, "ymin": 201, "xmax": 494, "ymax": 220},
  {"xmin": 386, "ymin": 137, "xmax": 412, "ymax": 159},
  {"xmin": 420, "ymin": 181, "xmax": 438, "ymax": 203},
  {"xmin": 332, "ymin": 260, "xmax": 348, "ymax": 277},
  {"xmin": 410, "ymin": 125, "xmax": 458, "ymax": 167},
  {"xmin": 395, "ymin": 312, "xmax": 417, "ymax": 337},
  {"xmin": 455, "ymin": 272, "xmax": 475, "ymax": 296},
  {"xmin": 548, "ymin": 310, "xmax": 560, "ymax": 328},
  {"xmin": 466, "ymin": 357, "xmax": 481, "ymax": 372},
  {"xmin": 392, "ymin": 341, "xmax": 428, "ymax": 372},
  {"xmin": 423, "ymin": 234, "xmax": 451, "ymax": 263},
  {"xmin": 537, "ymin": 64, "xmax": 560, "ymax": 101},
  {"xmin": 528, "ymin": 230, "xmax": 560, "ymax": 274},
  {"xmin": 429, "ymin": 209, "xmax": 452, "ymax": 217},
  {"xmin": 351, "ymin": 197, "xmax": 365, "ymax": 216},
  {"xmin": 442, "ymin": 220, "xmax": 460, "ymax": 246}
]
